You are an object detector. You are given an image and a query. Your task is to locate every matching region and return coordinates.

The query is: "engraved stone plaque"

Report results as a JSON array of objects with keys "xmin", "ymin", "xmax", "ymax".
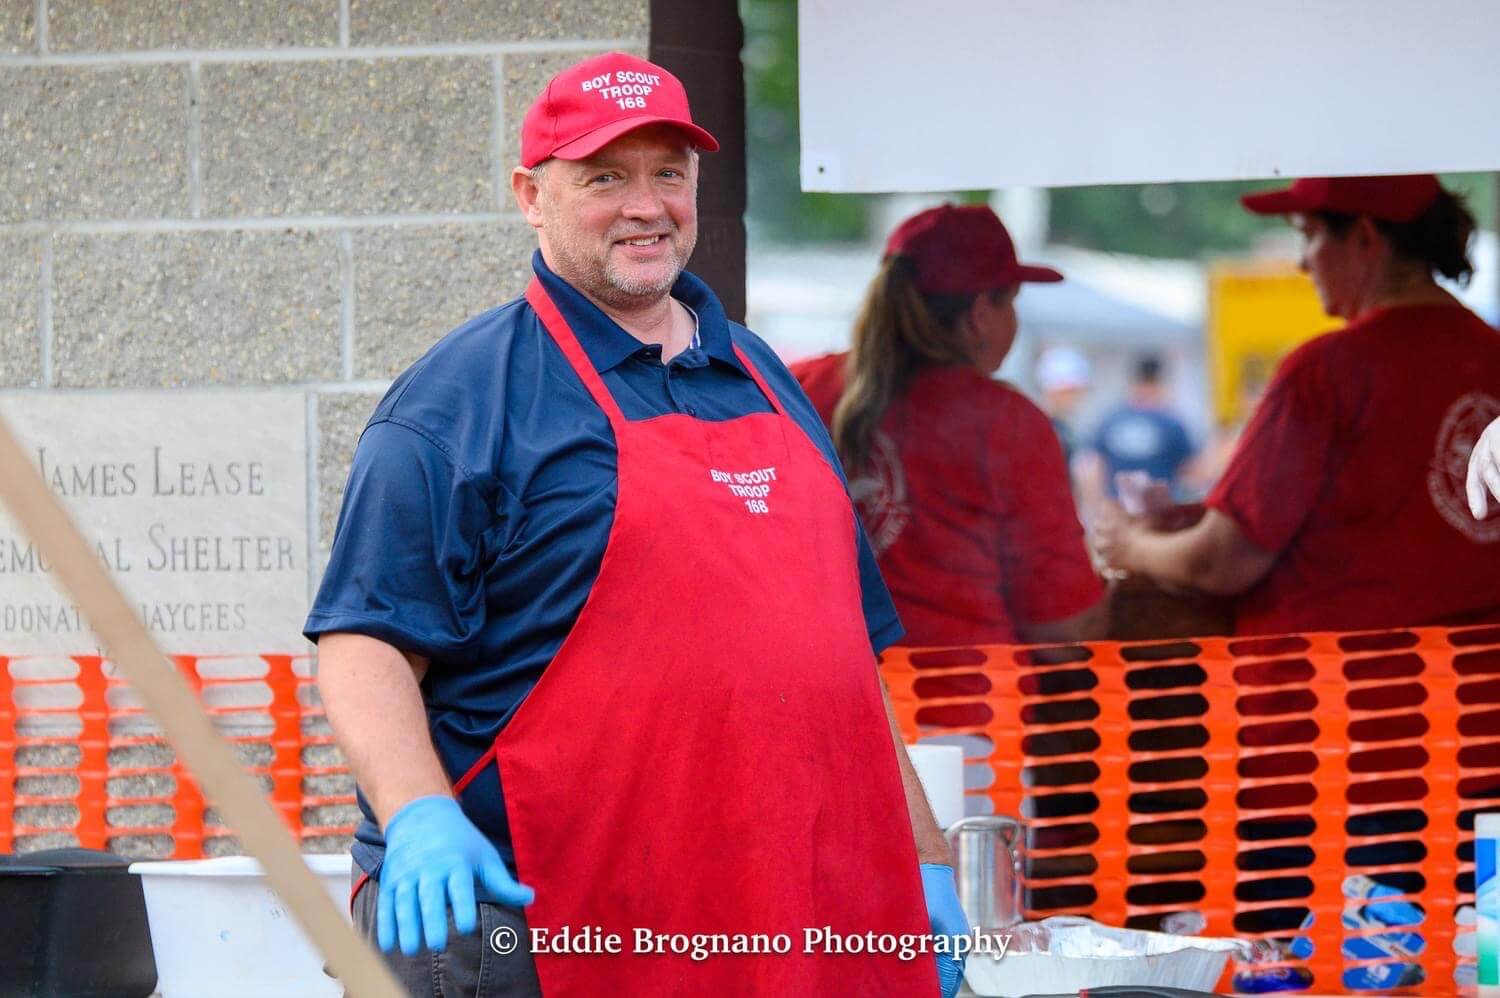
[{"xmin": 0, "ymin": 391, "xmax": 310, "ymax": 655}]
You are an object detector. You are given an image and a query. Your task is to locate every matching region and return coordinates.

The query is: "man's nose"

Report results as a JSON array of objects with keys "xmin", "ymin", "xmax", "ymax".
[{"xmin": 618, "ymin": 175, "xmax": 665, "ymax": 219}]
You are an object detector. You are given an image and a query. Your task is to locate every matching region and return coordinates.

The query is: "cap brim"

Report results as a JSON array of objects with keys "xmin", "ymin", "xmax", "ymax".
[
  {"xmin": 1240, "ymin": 188, "xmax": 1309, "ymax": 215},
  {"xmin": 548, "ymin": 116, "xmax": 720, "ymax": 163},
  {"xmin": 1012, "ymin": 263, "xmax": 1064, "ymax": 284}
]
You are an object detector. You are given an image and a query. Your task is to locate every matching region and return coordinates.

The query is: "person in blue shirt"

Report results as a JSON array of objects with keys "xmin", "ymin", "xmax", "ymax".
[
  {"xmin": 305, "ymin": 52, "xmax": 967, "ymax": 997},
  {"xmin": 1090, "ymin": 354, "xmax": 1197, "ymax": 500}
]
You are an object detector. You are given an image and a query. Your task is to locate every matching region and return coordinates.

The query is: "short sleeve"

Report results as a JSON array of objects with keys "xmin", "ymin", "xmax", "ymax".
[
  {"xmin": 995, "ymin": 401, "xmax": 1106, "ymax": 625},
  {"xmin": 1207, "ymin": 342, "xmax": 1334, "ymax": 553},
  {"xmin": 303, "ymin": 419, "xmax": 495, "ymax": 660}
]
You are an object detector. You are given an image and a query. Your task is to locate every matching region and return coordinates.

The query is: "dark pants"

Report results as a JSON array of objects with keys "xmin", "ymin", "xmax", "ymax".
[{"xmin": 351, "ymin": 870, "xmax": 543, "ymax": 997}]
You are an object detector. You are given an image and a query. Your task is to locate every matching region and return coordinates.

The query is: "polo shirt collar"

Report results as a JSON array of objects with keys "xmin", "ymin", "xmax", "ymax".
[{"xmin": 531, "ymin": 250, "xmax": 748, "ymax": 376}]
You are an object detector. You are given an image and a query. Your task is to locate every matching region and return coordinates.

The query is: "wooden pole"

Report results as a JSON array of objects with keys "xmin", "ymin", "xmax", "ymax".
[{"xmin": 0, "ymin": 413, "xmax": 404, "ymax": 998}]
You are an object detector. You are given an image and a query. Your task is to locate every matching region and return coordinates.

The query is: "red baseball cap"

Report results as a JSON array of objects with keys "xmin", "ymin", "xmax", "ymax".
[
  {"xmin": 520, "ymin": 52, "xmax": 719, "ymax": 168},
  {"xmin": 884, "ymin": 204, "xmax": 1062, "ymax": 296},
  {"xmin": 1240, "ymin": 174, "xmax": 1442, "ymax": 224}
]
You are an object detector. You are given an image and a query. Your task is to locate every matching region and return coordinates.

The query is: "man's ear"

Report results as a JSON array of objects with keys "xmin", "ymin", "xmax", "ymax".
[{"xmin": 512, "ymin": 167, "xmax": 545, "ymax": 228}]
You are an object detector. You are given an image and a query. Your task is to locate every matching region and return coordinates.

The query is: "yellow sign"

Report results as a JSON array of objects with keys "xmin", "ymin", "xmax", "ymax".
[{"xmin": 1206, "ymin": 262, "xmax": 1338, "ymax": 425}]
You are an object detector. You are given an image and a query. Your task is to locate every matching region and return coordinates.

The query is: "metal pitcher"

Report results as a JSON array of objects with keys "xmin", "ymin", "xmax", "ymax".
[{"xmin": 945, "ymin": 814, "xmax": 1025, "ymax": 930}]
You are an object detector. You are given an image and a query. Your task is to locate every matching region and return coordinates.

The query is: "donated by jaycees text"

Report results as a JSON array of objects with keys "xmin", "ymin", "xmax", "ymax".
[{"xmin": 512, "ymin": 924, "xmax": 1011, "ymax": 962}]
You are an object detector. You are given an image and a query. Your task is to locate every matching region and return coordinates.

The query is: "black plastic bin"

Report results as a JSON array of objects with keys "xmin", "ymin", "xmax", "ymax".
[{"xmin": 0, "ymin": 848, "xmax": 157, "ymax": 998}]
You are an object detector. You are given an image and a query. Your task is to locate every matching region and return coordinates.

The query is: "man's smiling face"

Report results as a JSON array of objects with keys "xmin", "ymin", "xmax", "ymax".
[{"xmin": 529, "ymin": 124, "xmax": 699, "ymax": 311}]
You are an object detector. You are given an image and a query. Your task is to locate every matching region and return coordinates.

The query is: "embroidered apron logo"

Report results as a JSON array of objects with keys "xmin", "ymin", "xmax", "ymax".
[{"xmin": 709, "ymin": 466, "xmax": 777, "ymax": 515}]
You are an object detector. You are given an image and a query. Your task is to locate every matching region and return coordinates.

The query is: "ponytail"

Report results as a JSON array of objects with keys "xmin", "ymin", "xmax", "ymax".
[
  {"xmin": 1318, "ymin": 188, "xmax": 1478, "ymax": 286},
  {"xmin": 832, "ymin": 256, "xmax": 979, "ymax": 470},
  {"xmin": 1382, "ymin": 188, "xmax": 1477, "ymax": 285}
]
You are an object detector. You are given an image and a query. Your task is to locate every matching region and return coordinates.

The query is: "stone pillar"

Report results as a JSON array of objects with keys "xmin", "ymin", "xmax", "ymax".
[{"xmin": 651, "ymin": 0, "xmax": 747, "ymax": 322}]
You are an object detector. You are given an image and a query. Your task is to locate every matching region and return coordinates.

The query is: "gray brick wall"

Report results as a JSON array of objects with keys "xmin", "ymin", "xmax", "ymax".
[
  {"xmin": 0, "ymin": 0, "xmax": 651, "ymax": 857},
  {"xmin": 52, "ymin": 229, "xmax": 344, "ymax": 386},
  {"xmin": 0, "ymin": 4, "xmax": 37, "ymax": 53},
  {"xmin": 48, "ymin": 0, "xmax": 339, "ymax": 51},
  {"xmin": 201, "ymin": 59, "xmax": 496, "ymax": 216},
  {"xmin": 0, "ymin": 234, "xmax": 42, "ymax": 386},
  {"xmin": 352, "ymin": 220, "xmax": 534, "ymax": 376},
  {"xmin": 350, "ymin": 0, "xmax": 647, "ymax": 46},
  {"xmin": 1, "ymin": 65, "xmax": 190, "ymax": 221}
]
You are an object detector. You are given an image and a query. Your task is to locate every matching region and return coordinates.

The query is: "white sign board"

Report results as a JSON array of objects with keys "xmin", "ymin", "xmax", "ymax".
[
  {"xmin": 0, "ymin": 392, "xmax": 309, "ymax": 655},
  {"xmin": 799, "ymin": 0, "xmax": 1500, "ymax": 192}
]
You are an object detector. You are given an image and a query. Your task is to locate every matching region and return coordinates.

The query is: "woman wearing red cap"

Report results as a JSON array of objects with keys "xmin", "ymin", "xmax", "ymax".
[
  {"xmin": 1096, "ymin": 175, "xmax": 1500, "ymax": 634},
  {"xmin": 793, "ymin": 204, "xmax": 1109, "ymax": 661}
]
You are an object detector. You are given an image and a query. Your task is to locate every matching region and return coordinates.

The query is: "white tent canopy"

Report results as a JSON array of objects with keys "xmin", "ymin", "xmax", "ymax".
[{"xmin": 799, "ymin": 0, "xmax": 1500, "ymax": 192}]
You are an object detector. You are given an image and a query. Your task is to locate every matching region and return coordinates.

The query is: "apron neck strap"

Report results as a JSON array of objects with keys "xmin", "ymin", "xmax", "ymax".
[
  {"xmin": 527, "ymin": 277, "xmax": 626, "ymax": 425},
  {"xmin": 731, "ymin": 344, "xmax": 789, "ymax": 418},
  {"xmin": 527, "ymin": 276, "xmax": 793, "ymax": 423}
]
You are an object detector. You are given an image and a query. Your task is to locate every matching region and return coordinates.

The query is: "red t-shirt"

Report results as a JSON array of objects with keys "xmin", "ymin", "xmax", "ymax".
[
  {"xmin": 792, "ymin": 353, "xmax": 1103, "ymax": 646},
  {"xmin": 1208, "ymin": 303, "xmax": 1500, "ymax": 635}
]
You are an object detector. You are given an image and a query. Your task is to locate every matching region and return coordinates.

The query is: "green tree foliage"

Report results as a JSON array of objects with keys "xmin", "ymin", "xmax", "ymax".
[
  {"xmin": 1049, "ymin": 182, "xmax": 1280, "ymax": 257},
  {"xmin": 741, "ymin": 0, "xmax": 874, "ymax": 242}
]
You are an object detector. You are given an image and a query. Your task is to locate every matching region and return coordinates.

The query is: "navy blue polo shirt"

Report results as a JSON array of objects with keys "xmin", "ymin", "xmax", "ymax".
[{"xmin": 305, "ymin": 252, "xmax": 902, "ymax": 879}]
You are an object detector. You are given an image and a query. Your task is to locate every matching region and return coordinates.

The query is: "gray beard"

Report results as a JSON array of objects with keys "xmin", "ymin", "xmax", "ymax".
[
  {"xmin": 553, "ymin": 236, "xmax": 696, "ymax": 311},
  {"xmin": 602, "ymin": 252, "xmax": 687, "ymax": 298}
]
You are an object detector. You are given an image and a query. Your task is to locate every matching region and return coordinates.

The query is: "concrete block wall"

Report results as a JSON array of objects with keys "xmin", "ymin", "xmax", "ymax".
[
  {"xmin": 1, "ymin": 0, "xmax": 650, "ymax": 856},
  {"xmin": 1, "ymin": 0, "xmax": 649, "ymax": 569}
]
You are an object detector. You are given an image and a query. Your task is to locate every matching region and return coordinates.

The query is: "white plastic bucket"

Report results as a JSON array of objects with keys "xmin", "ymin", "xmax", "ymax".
[
  {"xmin": 906, "ymin": 742, "xmax": 966, "ymax": 828},
  {"xmin": 129, "ymin": 853, "xmax": 353, "ymax": 998}
]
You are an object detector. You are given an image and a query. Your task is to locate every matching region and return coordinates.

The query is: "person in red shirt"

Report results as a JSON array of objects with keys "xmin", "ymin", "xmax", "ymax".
[
  {"xmin": 1097, "ymin": 174, "xmax": 1500, "ymax": 635},
  {"xmin": 792, "ymin": 204, "xmax": 1107, "ymax": 648}
]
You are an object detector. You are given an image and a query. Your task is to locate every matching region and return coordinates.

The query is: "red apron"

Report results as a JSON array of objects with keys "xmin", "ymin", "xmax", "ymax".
[{"xmin": 453, "ymin": 279, "xmax": 937, "ymax": 996}]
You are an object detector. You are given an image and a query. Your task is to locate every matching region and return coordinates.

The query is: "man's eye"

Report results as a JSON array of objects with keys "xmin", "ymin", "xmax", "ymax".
[{"xmin": 591, "ymin": 173, "xmax": 618, "ymax": 185}]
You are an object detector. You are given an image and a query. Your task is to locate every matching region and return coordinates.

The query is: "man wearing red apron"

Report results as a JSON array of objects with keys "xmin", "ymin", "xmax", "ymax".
[{"xmin": 307, "ymin": 53, "xmax": 968, "ymax": 997}]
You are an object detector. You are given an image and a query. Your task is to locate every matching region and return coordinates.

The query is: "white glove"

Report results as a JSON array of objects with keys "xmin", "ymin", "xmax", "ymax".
[{"xmin": 1466, "ymin": 415, "xmax": 1500, "ymax": 519}]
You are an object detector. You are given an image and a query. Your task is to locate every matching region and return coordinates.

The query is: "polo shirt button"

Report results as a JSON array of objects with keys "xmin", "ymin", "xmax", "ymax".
[{"xmin": 685, "ymin": 405, "xmax": 697, "ymax": 416}]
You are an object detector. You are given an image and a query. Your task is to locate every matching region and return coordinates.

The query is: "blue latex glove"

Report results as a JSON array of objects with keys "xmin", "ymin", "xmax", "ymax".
[
  {"xmin": 377, "ymin": 795, "xmax": 534, "ymax": 955},
  {"xmin": 921, "ymin": 863, "xmax": 969, "ymax": 998}
]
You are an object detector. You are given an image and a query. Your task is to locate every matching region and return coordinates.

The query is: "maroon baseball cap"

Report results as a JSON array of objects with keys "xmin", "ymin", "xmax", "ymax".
[
  {"xmin": 884, "ymin": 204, "xmax": 1063, "ymax": 296},
  {"xmin": 1240, "ymin": 174, "xmax": 1442, "ymax": 224},
  {"xmin": 520, "ymin": 52, "xmax": 719, "ymax": 168}
]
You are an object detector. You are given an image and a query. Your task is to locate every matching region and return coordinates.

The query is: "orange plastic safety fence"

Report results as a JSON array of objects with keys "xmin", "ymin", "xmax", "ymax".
[
  {"xmin": 883, "ymin": 625, "xmax": 1500, "ymax": 996},
  {"xmin": 0, "ymin": 657, "xmax": 12, "ymax": 854},
  {"xmin": 0, "ymin": 654, "xmax": 355, "ymax": 857}
]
